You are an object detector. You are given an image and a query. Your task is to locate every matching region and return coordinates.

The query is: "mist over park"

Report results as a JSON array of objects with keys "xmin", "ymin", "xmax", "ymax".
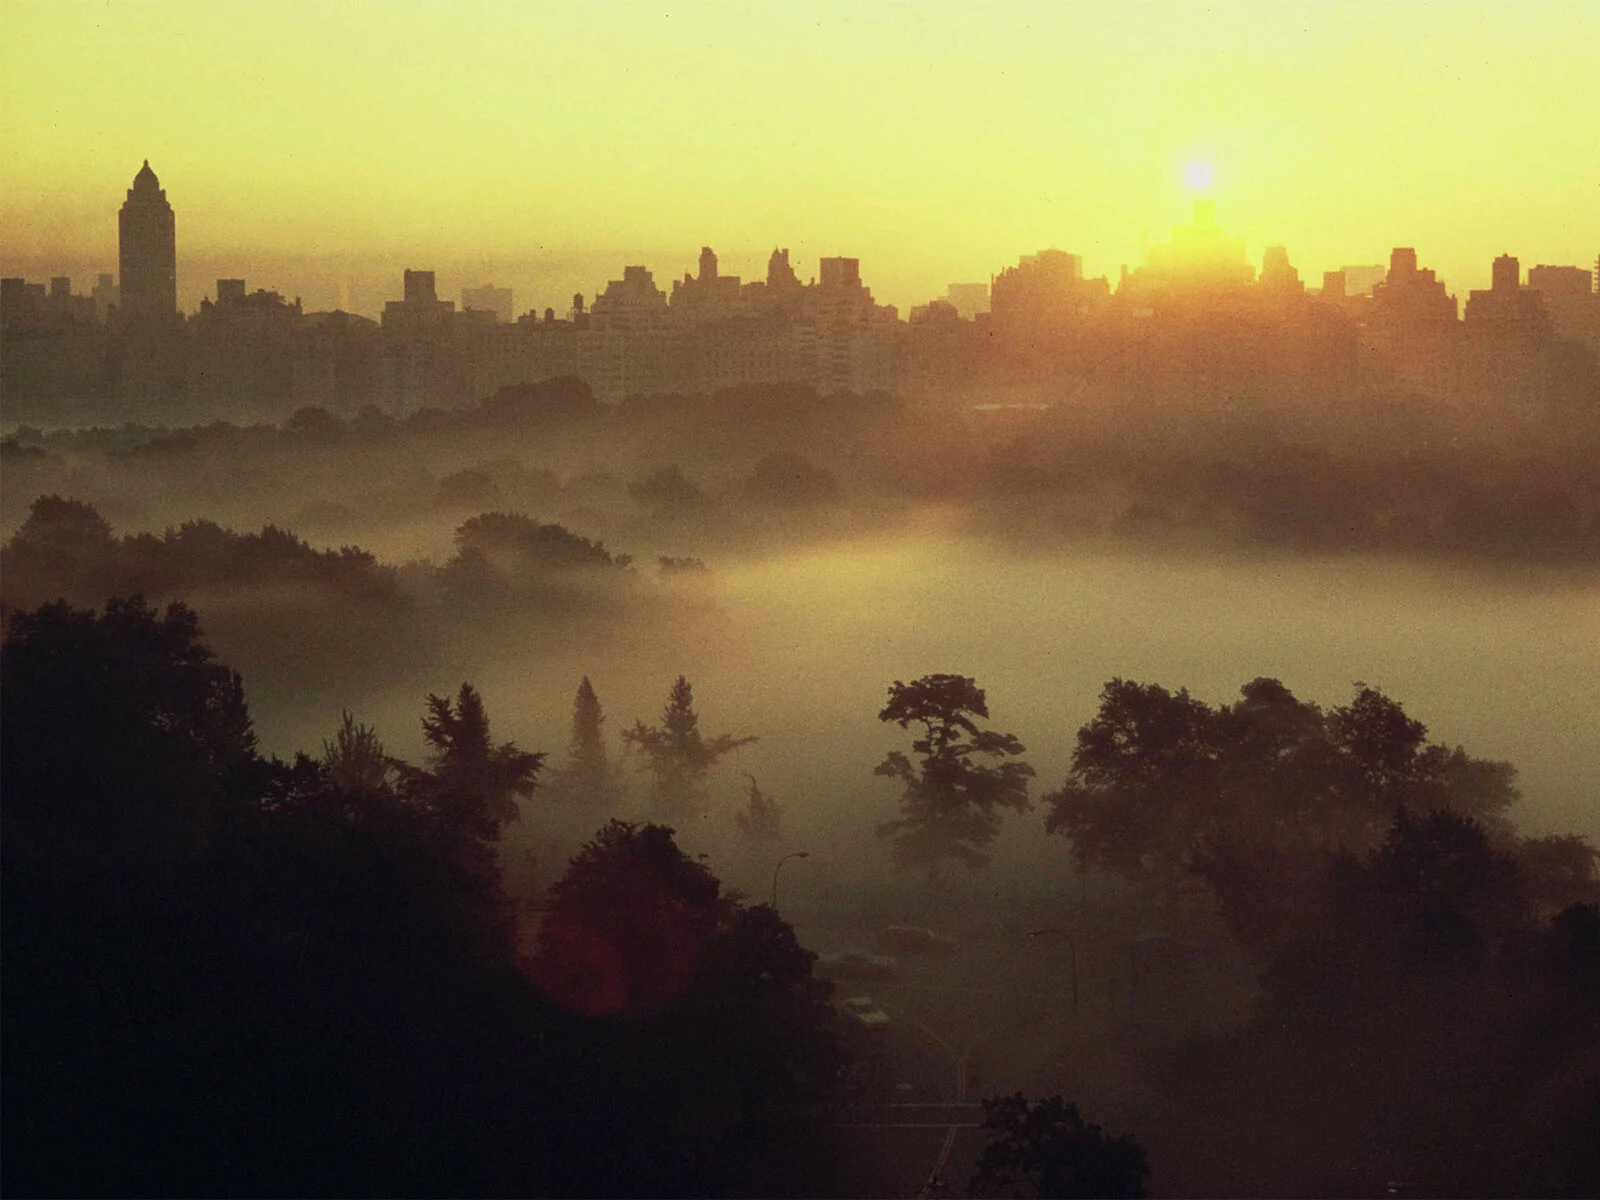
[
  {"xmin": 5, "ymin": 2, "xmax": 1600, "ymax": 1194},
  {"xmin": 5, "ymin": 368, "xmax": 1599, "ymax": 1198}
]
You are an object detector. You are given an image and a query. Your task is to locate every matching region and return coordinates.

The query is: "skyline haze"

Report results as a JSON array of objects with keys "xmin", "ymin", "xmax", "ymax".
[{"xmin": 3, "ymin": 0, "xmax": 1596, "ymax": 316}]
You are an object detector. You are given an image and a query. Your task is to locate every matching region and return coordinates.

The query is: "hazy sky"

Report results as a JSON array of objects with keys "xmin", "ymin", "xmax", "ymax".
[{"xmin": 3, "ymin": 0, "xmax": 1596, "ymax": 316}]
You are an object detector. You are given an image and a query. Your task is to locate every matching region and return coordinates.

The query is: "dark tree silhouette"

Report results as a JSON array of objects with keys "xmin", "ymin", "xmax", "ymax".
[
  {"xmin": 967, "ymin": 1093, "xmax": 1149, "ymax": 1199},
  {"xmin": 875, "ymin": 674, "xmax": 1033, "ymax": 883},
  {"xmin": 1043, "ymin": 678, "xmax": 1217, "ymax": 900},
  {"xmin": 451, "ymin": 510, "xmax": 623, "ymax": 572},
  {"xmin": 554, "ymin": 675, "xmax": 617, "ymax": 804},
  {"xmin": 4, "ymin": 598, "xmax": 854, "ymax": 1198},
  {"xmin": 2, "ymin": 496, "xmax": 405, "ymax": 611},
  {"xmin": 1156, "ymin": 812, "xmax": 1599, "ymax": 1198},
  {"xmin": 2, "ymin": 600, "xmax": 559, "ymax": 1197},
  {"xmin": 734, "ymin": 773, "xmax": 784, "ymax": 843},
  {"xmin": 532, "ymin": 820, "xmax": 848, "ymax": 1196},
  {"xmin": 395, "ymin": 682, "xmax": 543, "ymax": 832},
  {"xmin": 622, "ymin": 676, "xmax": 756, "ymax": 816},
  {"xmin": 1, "ymin": 595, "xmax": 256, "ymax": 876},
  {"xmin": 537, "ymin": 819, "xmax": 728, "ymax": 1017},
  {"xmin": 322, "ymin": 709, "xmax": 395, "ymax": 793},
  {"xmin": 628, "ymin": 464, "xmax": 714, "ymax": 518},
  {"xmin": 4, "ymin": 495, "xmax": 116, "ymax": 598},
  {"xmin": 1328, "ymin": 808, "xmax": 1526, "ymax": 962},
  {"xmin": 1045, "ymin": 677, "xmax": 1520, "ymax": 947},
  {"xmin": 1517, "ymin": 833, "xmax": 1600, "ymax": 917}
]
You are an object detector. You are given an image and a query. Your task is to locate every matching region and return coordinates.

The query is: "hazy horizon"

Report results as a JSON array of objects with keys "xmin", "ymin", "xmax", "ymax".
[
  {"xmin": 5, "ymin": 6, "xmax": 1599, "ymax": 1197},
  {"xmin": 4, "ymin": 0, "xmax": 1597, "ymax": 316}
]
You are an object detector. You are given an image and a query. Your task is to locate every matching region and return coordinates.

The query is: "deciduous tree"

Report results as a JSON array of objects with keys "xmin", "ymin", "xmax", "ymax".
[
  {"xmin": 967, "ymin": 1093, "xmax": 1149, "ymax": 1199},
  {"xmin": 1044, "ymin": 677, "xmax": 1520, "ymax": 947},
  {"xmin": 531, "ymin": 820, "xmax": 847, "ymax": 1195},
  {"xmin": 1, "ymin": 596, "xmax": 256, "ymax": 874}
]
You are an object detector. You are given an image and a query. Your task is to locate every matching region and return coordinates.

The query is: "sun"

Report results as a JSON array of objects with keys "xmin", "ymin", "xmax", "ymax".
[{"xmin": 1183, "ymin": 160, "xmax": 1215, "ymax": 192}]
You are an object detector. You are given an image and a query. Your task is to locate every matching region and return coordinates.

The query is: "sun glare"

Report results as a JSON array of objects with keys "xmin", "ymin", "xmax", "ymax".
[{"xmin": 1183, "ymin": 160, "xmax": 1215, "ymax": 192}]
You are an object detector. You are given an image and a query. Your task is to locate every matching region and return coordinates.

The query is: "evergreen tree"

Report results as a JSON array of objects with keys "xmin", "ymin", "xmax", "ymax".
[
  {"xmin": 322, "ymin": 709, "xmax": 394, "ymax": 794},
  {"xmin": 734, "ymin": 774, "xmax": 784, "ymax": 843},
  {"xmin": 396, "ymin": 683, "xmax": 543, "ymax": 835},
  {"xmin": 622, "ymin": 676, "xmax": 755, "ymax": 817},
  {"xmin": 557, "ymin": 676, "xmax": 616, "ymax": 803}
]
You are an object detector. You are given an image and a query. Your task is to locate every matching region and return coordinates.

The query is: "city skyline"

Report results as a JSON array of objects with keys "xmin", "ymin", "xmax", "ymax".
[
  {"xmin": 9, "ymin": 157, "xmax": 1597, "ymax": 326},
  {"xmin": 8, "ymin": 154, "xmax": 1594, "ymax": 422},
  {"xmin": 3, "ymin": 1, "xmax": 1597, "ymax": 316}
]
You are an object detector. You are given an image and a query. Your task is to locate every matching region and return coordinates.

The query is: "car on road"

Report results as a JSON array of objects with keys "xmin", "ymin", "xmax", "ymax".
[
  {"xmin": 840, "ymin": 996, "xmax": 891, "ymax": 1028},
  {"xmin": 816, "ymin": 951, "xmax": 901, "ymax": 982}
]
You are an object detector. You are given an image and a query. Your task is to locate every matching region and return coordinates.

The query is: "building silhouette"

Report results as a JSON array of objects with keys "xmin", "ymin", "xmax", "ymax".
[
  {"xmin": 1370, "ymin": 247, "xmax": 1457, "ymax": 327},
  {"xmin": 991, "ymin": 250, "xmax": 1108, "ymax": 330},
  {"xmin": 5, "ymin": 161, "xmax": 1597, "ymax": 423},
  {"xmin": 379, "ymin": 269, "xmax": 461, "ymax": 407},
  {"xmin": 1258, "ymin": 246, "xmax": 1305, "ymax": 300},
  {"xmin": 1465, "ymin": 254, "xmax": 1550, "ymax": 339},
  {"xmin": 118, "ymin": 161, "xmax": 176, "ymax": 322},
  {"xmin": 461, "ymin": 284, "xmax": 513, "ymax": 324},
  {"xmin": 1527, "ymin": 263, "xmax": 1599, "ymax": 350},
  {"xmin": 192, "ymin": 278, "xmax": 304, "ymax": 410},
  {"xmin": 0, "ymin": 275, "xmax": 108, "ymax": 405}
]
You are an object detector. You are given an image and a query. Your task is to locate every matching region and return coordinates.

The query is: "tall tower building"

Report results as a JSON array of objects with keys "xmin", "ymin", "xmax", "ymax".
[{"xmin": 118, "ymin": 160, "xmax": 176, "ymax": 319}]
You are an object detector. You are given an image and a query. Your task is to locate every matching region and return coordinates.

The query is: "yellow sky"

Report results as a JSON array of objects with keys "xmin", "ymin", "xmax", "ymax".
[{"xmin": 3, "ymin": 0, "xmax": 1596, "ymax": 315}]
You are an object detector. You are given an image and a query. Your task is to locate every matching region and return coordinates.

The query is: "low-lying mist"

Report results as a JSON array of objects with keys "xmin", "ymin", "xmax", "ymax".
[
  {"xmin": 7, "ymin": 385, "xmax": 1599, "ymax": 1199},
  {"xmin": 232, "ymin": 527, "xmax": 1598, "ymax": 896}
]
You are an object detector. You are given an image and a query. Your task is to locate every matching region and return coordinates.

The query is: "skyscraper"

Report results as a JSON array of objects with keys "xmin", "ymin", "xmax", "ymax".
[{"xmin": 118, "ymin": 160, "xmax": 176, "ymax": 320}]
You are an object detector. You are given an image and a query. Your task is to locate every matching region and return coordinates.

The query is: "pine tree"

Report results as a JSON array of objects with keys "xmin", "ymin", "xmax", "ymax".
[
  {"xmin": 322, "ymin": 710, "xmax": 393, "ymax": 793},
  {"xmin": 622, "ymin": 676, "xmax": 756, "ymax": 817},
  {"xmin": 397, "ymin": 683, "xmax": 543, "ymax": 834},
  {"xmin": 734, "ymin": 774, "xmax": 783, "ymax": 843},
  {"xmin": 560, "ymin": 676, "xmax": 613, "ymax": 803}
]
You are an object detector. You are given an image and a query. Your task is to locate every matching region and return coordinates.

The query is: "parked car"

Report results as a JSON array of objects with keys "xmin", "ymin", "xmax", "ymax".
[
  {"xmin": 815, "ymin": 951, "xmax": 901, "ymax": 982},
  {"xmin": 875, "ymin": 924, "xmax": 959, "ymax": 957},
  {"xmin": 840, "ymin": 996, "xmax": 891, "ymax": 1028}
]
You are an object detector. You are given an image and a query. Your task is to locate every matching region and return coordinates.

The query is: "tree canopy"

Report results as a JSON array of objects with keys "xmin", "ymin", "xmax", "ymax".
[
  {"xmin": 875, "ymin": 674, "xmax": 1034, "ymax": 882},
  {"xmin": 1043, "ymin": 677, "xmax": 1520, "ymax": 946},
  {"xmin": 622, "ymin": 676, "xmax": 756, "ymax": 816},
  {"xmin": 532, "ymin": 819, "xmax": 848, "ymax": 1195},
  {"xmin": 2, "ymin": 600, "xmax": 554, "ymax": 1195},
  {"xmin": 3, "ymin": 601, "xmax": 848, "ymax": 1198},
  {"xmin": 1157, "ymin": 811, "xmax": 1600, "ymax": 1197},
  {"xmin": 967, "ymin": 1093, "xmax": 1149, "ymax": 1199},
  {"xmin": 394, "ymin": 681, "xmax": 543, "ymax": 833},
  {"xmin": 1, "ymin": 595, "xmax": 256, "ymax": 877},
  {"xmin": 734, "ymin": 774, "xmax": 784, "ymax": 843}
]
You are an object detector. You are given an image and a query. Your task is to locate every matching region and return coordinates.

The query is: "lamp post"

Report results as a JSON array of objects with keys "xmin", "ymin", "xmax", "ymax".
[
  {"xmin": 1029, "ymin": 928, "xmax": 1079, "ymax": 1017},
  {"xmin": 770, "ymin": 850, "xmax": 810, "ymax": 906}
]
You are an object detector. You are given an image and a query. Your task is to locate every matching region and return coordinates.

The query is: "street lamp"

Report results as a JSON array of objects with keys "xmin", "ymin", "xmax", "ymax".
[
  {"xmin": 770, "ymin": 850, "xmax": 810, "ymax": 906},
  {"xmin": 1029, "ymin": 928, "xmax": 1079, "ymax": 1017}
]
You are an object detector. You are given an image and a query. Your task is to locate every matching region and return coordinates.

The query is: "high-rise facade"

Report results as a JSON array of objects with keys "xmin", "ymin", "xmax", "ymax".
[{"xmin": 118, "ymin": 161, "xmax": 176, "ymax": 320}]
